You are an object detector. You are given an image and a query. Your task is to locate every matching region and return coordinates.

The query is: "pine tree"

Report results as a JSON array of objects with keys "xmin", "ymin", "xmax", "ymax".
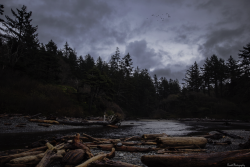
[
  {"xmin": 1, "ymin": 5, "xmax": 39, "ymax": 68},
  {"xmin": 183, "ymin": 61, "xmax": 201, "ymax": 92},
  {"xmin": 200, "ymin": 57, "xmax": 212, "ymax": 95}
]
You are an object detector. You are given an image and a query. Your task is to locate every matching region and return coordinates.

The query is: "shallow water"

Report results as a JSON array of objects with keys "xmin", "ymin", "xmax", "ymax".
[{"xmin": 1, "ymin": 119, "xmax": 250, "ymax": 151}]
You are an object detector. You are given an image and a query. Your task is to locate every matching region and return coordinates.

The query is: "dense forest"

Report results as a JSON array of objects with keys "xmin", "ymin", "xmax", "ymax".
[{"xmin": 0, "ymin": 5, "xmax": 249, "ymax": 119}]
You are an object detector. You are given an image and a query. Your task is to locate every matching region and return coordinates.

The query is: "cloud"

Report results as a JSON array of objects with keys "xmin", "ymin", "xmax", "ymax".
[{"xmin": 198, "ymin": 26, "xmax": 249, "ymax": 60}]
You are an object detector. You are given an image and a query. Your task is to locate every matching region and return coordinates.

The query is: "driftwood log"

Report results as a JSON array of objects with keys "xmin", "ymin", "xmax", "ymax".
[
  {"xmin": 124, "ymin": 136, "xmax": 142, "ymax": 141},
  {"xmin": 156, "ymin": 137, "xmax": 207, "ymax": 148},
  {"xmin": 75, "ymin": 148, "xmax": 115, "ymax": 167},
  {"xmin": 87, "ymin": 159, "xmax": 142, "ymax": 167},
  {"xmin": 157, "ymin": 149, "xmax": 207, "ymax": 154},
  {"xmin": 141, "ymin": 149, "xmax": 250, "ymax": 167},
  {"xmin": 0, "ymin": 151, "xmax": 43, "ymax": 165},
  {"xmin": 73, "ymin": 133, "xmax": 93, "ymax": 159},
  {"xmin": 115, "ymin": 146, "xmax": 156, "ymax": 152},
  {"xmin": 36, "ymin": 143, "xmax": 65, "ymax": 167},
  {"xmin": 29, "ymin": 119, "xmax": 59, "ymax": 124}
]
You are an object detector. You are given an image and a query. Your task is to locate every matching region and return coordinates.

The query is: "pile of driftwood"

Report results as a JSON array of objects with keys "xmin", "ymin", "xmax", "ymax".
[{"xmin": 1, "ymin": 131, "xmax": 250, "ymax": 167}]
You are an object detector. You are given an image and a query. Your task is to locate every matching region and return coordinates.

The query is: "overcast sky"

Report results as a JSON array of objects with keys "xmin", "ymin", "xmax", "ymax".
[{"xmin": 1, "ymin": 0, "xmax": 250, "ymax": 82}]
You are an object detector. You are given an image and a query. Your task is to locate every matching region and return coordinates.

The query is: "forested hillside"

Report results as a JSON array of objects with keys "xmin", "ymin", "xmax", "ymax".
[{"xmin": 0, "ymin": 5, "xmax": 249, "ymax": 119}]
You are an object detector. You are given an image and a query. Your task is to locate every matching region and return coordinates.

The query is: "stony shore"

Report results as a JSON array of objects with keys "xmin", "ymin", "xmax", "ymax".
[{"xmin": 1, "ymin": 116, "xmax": 250, "ymax": 167}]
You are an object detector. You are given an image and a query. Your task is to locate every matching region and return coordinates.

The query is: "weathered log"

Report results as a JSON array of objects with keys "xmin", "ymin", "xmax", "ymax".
[
  {"xmin": 121, "ymin": 142, "xmax": 137, "ymax": 146},
  {"xmin": 9, "ymin": 152, "xmax": 45, "ymax": 164},
  {"xmin": 36, "ymin": 143, "xmax": 65, "ymax": 167},
  {"xmin": 29, "ymin": 119, "xmax": 59, "ymax": 124},
  {"xmin": 107, "ymin": 125, "xmax": 119, "ymax": 128},
  {"xmin": 0, "ymin": 151, "xmax": 43, "ymax": 165},
  {"xmin": 5, "ymin": 163, "xmax": 36, "ymax": 167},
  {"xmin": 157, "ymin": 149, "xmax": 207, "ymax": 154},
  {"xmin": 156, "ymin": 137, "xmax": 207, "ymax": 148},
  {"xmin": 62, "ymin": 149, "xmax": 85, "ymax": 165},
  {"xmin": 87, "ymin": 159, "xmax": 142, "ymax": 167},
  {"xmin": 141, "ymin": 149, "xmax": 250, "ymax": 167},
  {"xmin": 123, "ymin": 136, "xmax": 142, "ymax": 141},
  {"xmin": 73, "ymin": 133, "xmax": 93, "ymax": 159},
  {"xmin": 76, "ymin": 148, "xmax": 115, "ymax": 167},
  {"xmin": 157, "ymin": 145, "xmax": 201, "ymax": 149},
  {"xmin": 23, "ymin": 146, "xmax": 47, "ymax": 153},
  {"xmin": 141, "ymin": 142, "xmax": 157, "ymax": 145},
  {"xmin": 115, "ymin": 145, "xmax": 156, "ymax": 152},
  {"xmin": 142, "ymin": 133, "xmax": 167, "ymax": 140},
  {"xmin": 215, "ymin": 129, "xmax": 243, "ymax": 139},
  {"xmin": 82, "ymin": 133, "xmax": 99, "ymax": 142},
  {"xmin": 97, "ymin": 145, "xmax": 114, "ymax": 151}
]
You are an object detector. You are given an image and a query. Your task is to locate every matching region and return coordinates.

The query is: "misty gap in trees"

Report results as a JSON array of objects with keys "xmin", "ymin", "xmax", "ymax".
[{"xmin": 0, "ymin": 5, "xmax": 249, "ymax": 119}]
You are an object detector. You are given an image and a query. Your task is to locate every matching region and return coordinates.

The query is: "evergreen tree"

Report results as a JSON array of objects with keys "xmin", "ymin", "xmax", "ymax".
[
  {"xmin": 200, "ymin": 57, "xmax": 212, "ymax": 95},
  {"xmin": 1, "ymin": 5, "xmax": 39, "ymax": 68},
  {"xmin": 183, "ymin": 61, "xmax": 202, "ymax": 92},
  {"xmin": 238, "ymin": 43, "xmax": 250, "ymax": 77},
  {"xmin": 226, "ymin": 56, "xmax": 239, "ymax": 96}
]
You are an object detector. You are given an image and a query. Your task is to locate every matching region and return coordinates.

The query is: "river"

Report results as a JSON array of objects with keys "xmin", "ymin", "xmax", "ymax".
[{"xmin": 1, "ymin": 119, "xmax": 250, "ymax": 151}]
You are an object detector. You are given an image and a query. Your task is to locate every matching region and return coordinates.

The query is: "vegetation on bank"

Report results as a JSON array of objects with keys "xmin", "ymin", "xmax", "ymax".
[{"xmin": 0, "ymin": 5, "xmax": 249, "ymax": 119}]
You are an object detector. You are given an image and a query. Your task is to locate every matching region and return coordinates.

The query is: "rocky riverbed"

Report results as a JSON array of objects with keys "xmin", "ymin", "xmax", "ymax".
[{"xmin": 1, "ymin": 116, "xmax": 250, "ymax": 166}]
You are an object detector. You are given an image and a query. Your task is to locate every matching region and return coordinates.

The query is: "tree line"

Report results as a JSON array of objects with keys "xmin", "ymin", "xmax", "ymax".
[{"xmin": 0, "ymin": 5, "xmax": 249, "ymax": 118}]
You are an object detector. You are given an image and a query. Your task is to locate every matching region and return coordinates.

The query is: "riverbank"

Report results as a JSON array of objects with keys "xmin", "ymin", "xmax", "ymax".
[{"xmin": 1, "ymin": 117, "xmax": 250, "ymax": 166}]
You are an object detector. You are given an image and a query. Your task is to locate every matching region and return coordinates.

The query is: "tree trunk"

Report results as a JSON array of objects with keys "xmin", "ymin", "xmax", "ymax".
[
  {"xmin": 156, "ymin": 137, "xmax": 207, "ymax": 148},
  {"xmin": 141, "ymin": 149, "xmax": 250, "ymax": 167}
]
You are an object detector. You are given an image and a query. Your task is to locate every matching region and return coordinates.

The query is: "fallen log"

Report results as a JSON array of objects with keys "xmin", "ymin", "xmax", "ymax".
[
  {"xmin": 141, "ymin": 142, "xmax": 157, "ymax": 145},
  {"xmin": 156, "ymin": 137, "xmax": 207, "ymax": 148},
  {"xmin": 5, "ymin": 163, "xmax": 36, "ymax": 167},
  {"xmin": 157, "ymin": 145, "xmax": 201, "ymax": 149},
  {"xmin": 22, "ymin": 146, "xmax": 48, "ymax": 154},
  {"xmin": 0, "ymin": 151, "xmax": 43, "ymax": 165},
  {"xmin": 62, "ymin": 149, "xmax": 85, "ymax": 165},
  {"xmin": 215, "ymin": 129, "xmax": 243, "ymax": 139},
  {"xmin": 123, "ymin": 136, "xmax": 142, "ymax": 141},
  {"xmin": 115, "ymin": 145, "xmax": 156, "ymax": 152},
  {"xmin": 73, "ymin": 133, "xmax": 93, "ymax": 158},
  {"xmin": 29, "ymin": 119, "xmax": 59, "ymax": 124},
  {"xmin": 9, "ymin": 152, "xmax": 45, "ymax": 164},
  {"xmin": 142, "ymin": 133, "xmax": 167, "ymax": 140},
  {"xmin": 157, "ymin": 149, "xmax": 207, "ymax": 154},
  {"xmin": 87, "ymin": 159, "xmax": 142, "ymax": 167},
  {"xmin": 107, "ymin": 125, "xmax": 119, "ymax": 128},
  {"xmin": 97, "ymin": 145, "xmax": 114, "ymax": 151},
  {"xmin": 75, "ymin": 148, "xmax": 115, "ymax": 167},
  {"xmin": 141, "ymin": 149, "xmax": 250, "ymax": 167},
  {"xmin": 36, "ymin": 143, "xmax": 65, "ymax": 167}
]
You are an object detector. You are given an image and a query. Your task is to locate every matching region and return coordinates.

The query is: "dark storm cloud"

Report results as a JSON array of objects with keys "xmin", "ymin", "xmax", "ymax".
[
  {"xmin": 125, "ymin": 39, "xmax": 164, "ymax": 70},
  {"xmin": 198, "ymin": 26, "xmax": 249, "ymax": 60},
  {"xmin": 1, "ymin": 0, "xmax": 250, "ymax": 82}
]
